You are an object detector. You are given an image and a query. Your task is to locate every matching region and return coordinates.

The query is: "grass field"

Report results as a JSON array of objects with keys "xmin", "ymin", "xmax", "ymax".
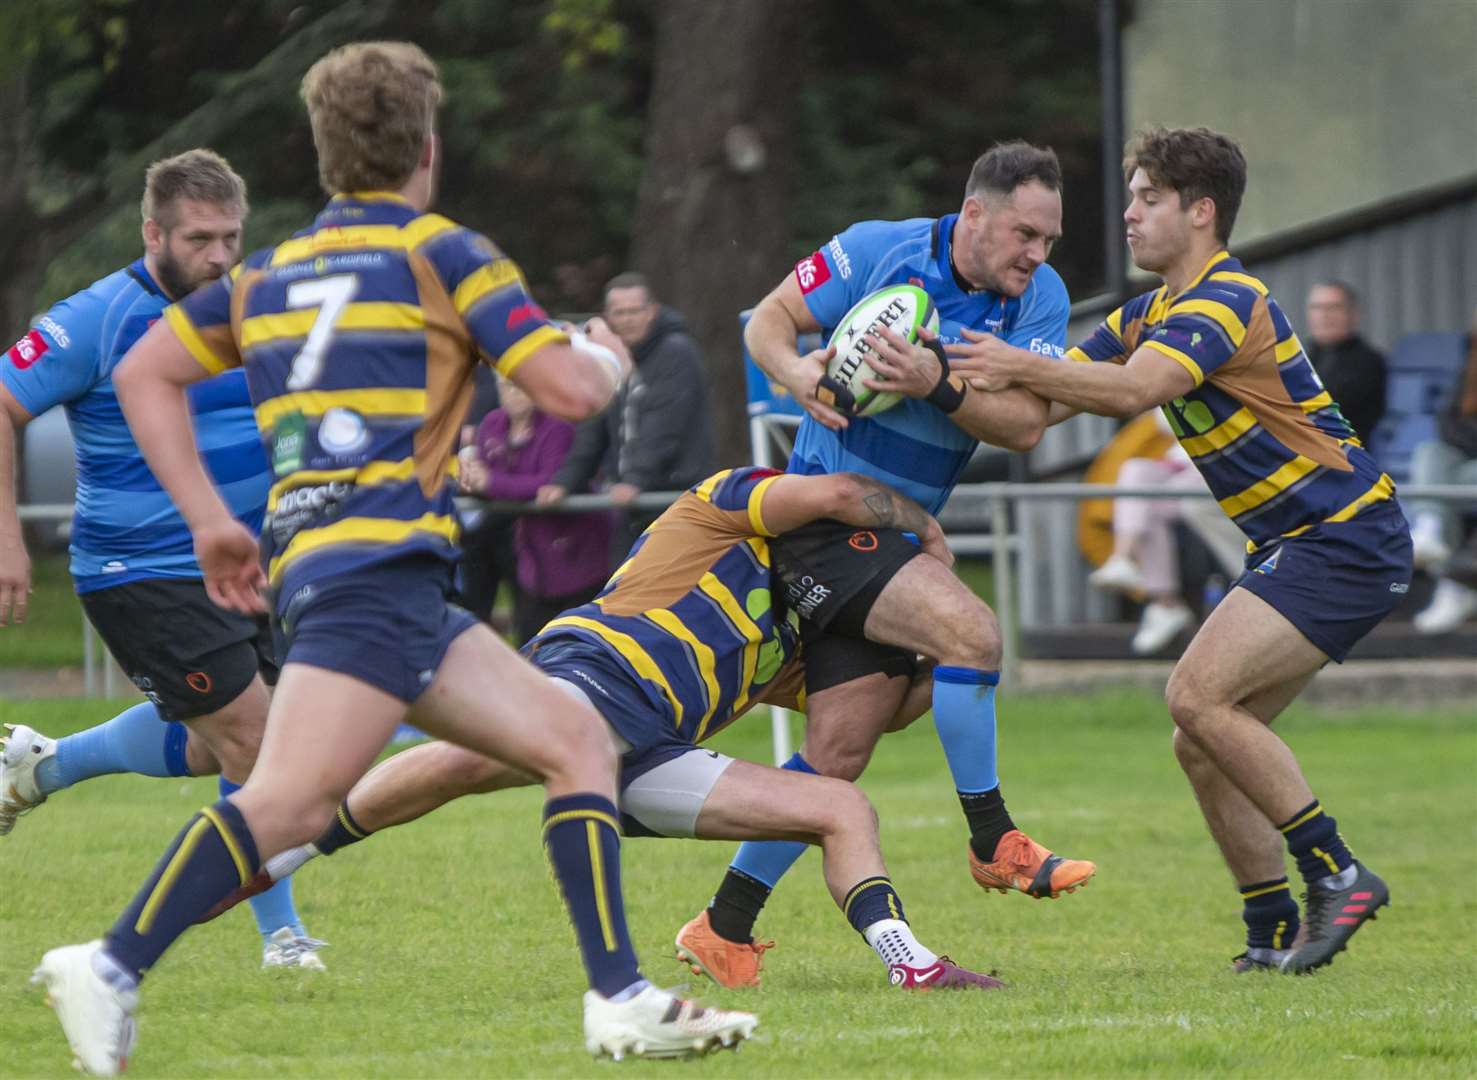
[{"xmin": 1, "ymin": 691, "xmax": 1472, "ymax": 1078}]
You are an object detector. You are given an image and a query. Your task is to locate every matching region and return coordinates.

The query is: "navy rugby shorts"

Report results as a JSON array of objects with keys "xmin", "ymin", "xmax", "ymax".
[
  {"xmin": 1234, "ymin": 499, "xmax": 1412, "ymax": 663},
  {"xmin": 274, "ymin": 556, "xmax": 479, "ymax": 703}
]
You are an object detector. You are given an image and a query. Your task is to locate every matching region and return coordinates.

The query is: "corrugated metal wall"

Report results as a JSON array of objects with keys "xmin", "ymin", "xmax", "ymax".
[{"xmin": 1015, "ymin": 190, "xmax": 1477, "ymax": 631}]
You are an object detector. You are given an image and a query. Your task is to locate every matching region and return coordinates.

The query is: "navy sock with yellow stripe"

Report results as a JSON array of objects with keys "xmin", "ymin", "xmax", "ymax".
[
  {"xmin": 542, "ymin": 793, "xmax": 642, "ymax": 999},
  {"xmin": 314, "ymin": 801, "xmax": 371, "ymax": 855},
  {"xmin": 1240, "ymin": 877, "xmax": 1300, "ymax": 951},
  {"xmin": 105, "ymin": 799, "xmax": 260, "ymax": 980},
  {"xmin": 844, "ymin": 876, "xmax": 907, "ymax": 934},
  {"xmin": 1278, "ymin": 800, "xmax": 1353, "ymax": 885}
]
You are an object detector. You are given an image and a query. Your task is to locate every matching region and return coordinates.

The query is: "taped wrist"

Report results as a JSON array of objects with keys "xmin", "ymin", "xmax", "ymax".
[{"xmin": 922, "ymin": 338, "xmax": 967, "ymax": 414}]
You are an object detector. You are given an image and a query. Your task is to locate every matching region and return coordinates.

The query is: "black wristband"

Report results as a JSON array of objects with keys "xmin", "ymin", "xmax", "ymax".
[{"xmin": 922, "ymin": 338, "xmax": 967, "ymax": 413}]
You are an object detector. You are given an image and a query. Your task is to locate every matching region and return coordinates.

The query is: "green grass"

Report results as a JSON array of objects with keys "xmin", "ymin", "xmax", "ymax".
[
  {"xmin": 4, "ymin": 554, "xmax": 85, "ymax": 667},
  {"xmin": 1, "ymin": 691, "xmax": 1473, "ymax": 1077}
]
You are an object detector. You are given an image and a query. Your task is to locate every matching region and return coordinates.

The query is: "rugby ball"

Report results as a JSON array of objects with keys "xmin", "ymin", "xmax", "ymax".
[{"xmin": 819, "ymin": 285, "xmax": 939, "ymax": 418}]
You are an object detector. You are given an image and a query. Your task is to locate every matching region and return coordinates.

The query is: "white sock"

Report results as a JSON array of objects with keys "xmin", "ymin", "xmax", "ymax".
[
  {"xmin": 862, "ymin": 918, "xmax": 937, "ymax": 970},
  {"xmin": 607, "ymin": 978, "xmax": 650, "ymax": 1003},
  {"xmin": 265, "ymin": 843, "xmax": 320, "ymax": 882},
  {"xmin": 91, "ymin": 947, "xmax": 139, "ymax": 993},
  {"xmin": 1318, "ymin": 864, "xmax": 1358, "ymax": 891}
]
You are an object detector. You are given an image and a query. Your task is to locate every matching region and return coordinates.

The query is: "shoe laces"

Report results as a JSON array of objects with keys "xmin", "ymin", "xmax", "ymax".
[{"xmin": 992, "ymin": 831, "xmax": 1040, "ymax": 870}]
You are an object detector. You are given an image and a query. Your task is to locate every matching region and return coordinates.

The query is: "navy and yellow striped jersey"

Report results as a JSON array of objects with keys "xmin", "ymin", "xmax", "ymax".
[
  {"xmin": 530, "ymin": 467, "xmax": 804, "ymax": 746},
  {"xmin": 166, "ymin": 192, "xmax": 569, "ymax": 595},
  {"xmin": 1069, "ymin": 251, "xmax": 1394, "ymax": 549}
]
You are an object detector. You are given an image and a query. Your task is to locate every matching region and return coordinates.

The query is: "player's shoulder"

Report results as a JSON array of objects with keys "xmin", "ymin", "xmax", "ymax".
[
  {"xmin": 691, "ymin": 466, "xmax": 781, "ymax": 512},
  {"xmin": 1180, "ymin": 254, "xmax": 1268, "ymax": 315},
  {"xmin": 1021, "ymin": 261, "xmax": 1069, "ymax": 312},
  {"xmin": 40, "ymin": 264, "xmax": 150, "ymax": 354},
  {"xmin": 836, "ymin": 216, "xmax": 935, "ymax": 260}
]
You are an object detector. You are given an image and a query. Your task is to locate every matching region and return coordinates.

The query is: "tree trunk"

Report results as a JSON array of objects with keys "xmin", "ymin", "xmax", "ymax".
[{"xmin": 629, "ymin": 0, "xmax": 809, "ymax": 465}]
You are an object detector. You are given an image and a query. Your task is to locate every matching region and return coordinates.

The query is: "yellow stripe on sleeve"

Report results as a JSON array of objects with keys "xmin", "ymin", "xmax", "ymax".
[
  {"xmin": 539, "ymin": 615, "xmax": 684, "ymax": 726},
  {"xmin": 267, "ymin": 512, "xmax": 459, "ymax": 584},
  {"xmin": 1168, "ymin": 297, "xmax": 1247, "ymax": 347},
  {"xmin": 1218, "ymin": 456, "xmax": 1320, "ymax": 519},
  {"xmin": 494, "ymin": 324, "xmax": 568, "ymax": 379},
  {"xmin": 645, "ymin": 608, "xmax": 721, "ymax": 740},
  {"xmin": 255, "ymin": 388, "xmax": 426, "ymax": 432},
  {"xmin": 1208, "ymin": 270, "xmax": 1269, "ymax": 296},
  {"xmin": 1275, "ymin": 335, "xmax": 1304, "ymax": 364},
  {"xmin": 1065, "ymin": 345, "xmax": 1094, "ymax": 364},
  {"xmin": 1143, "ymin": 339, "xmax": 1206, "ymax": 387},
  {"xmin": 693, "ymin": 470, "xmax": 732, "ymax": 504},
  {"xmin": 165, "ymin": 305, "xmax": 231, "ymax": 375},
  {"xmin": 747, "ymin": 473, "xmax": 782, "ymax": 536},
  {"xmin": 452, "ymin": 259, "xmax": 524, "ymax": 315}
]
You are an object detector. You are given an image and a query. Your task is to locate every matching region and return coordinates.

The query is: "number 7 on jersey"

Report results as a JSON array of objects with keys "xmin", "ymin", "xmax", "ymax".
[{"xmin": 285, "ymin": 274, "xmax": 358, "ymax": 390}]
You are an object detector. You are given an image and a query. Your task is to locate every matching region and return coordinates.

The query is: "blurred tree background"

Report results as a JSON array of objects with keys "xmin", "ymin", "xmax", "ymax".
[{"xmin": 1, "ymin": 0, "xmax": 1103, "ymax": 461}]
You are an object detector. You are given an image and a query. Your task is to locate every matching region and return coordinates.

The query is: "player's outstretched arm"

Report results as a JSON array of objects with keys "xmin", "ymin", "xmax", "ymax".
[
  {"xmin": 507, "ymin": 317, "xmax": 632, "ymax": 422},
  {"xmin": 113, "ymin": 320, "xmax": 265, "ymax": 613},
  {"xmin": 759, "ymin": 472, "xmax": 952, "ymax": 567},
  {"xmin": 947, "ymin": 331, "xmax": 1196, "ymax": 418},
  {"xmin": 744, "ymin": 276, "xmax": 848, "ymax": 430},
  {"xmin": 0, "ymin": 385, "xmax": 34, "ymax": 625}
]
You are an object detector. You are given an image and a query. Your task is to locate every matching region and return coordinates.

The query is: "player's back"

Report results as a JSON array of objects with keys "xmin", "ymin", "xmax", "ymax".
[
  {"xmin": 1071, "ymin": 252, "xmax": 1394, "ymax": 548},
  {"xmin": 2, "ymin": 260, "xmax": 267, "ymax": 590},
  {"xmin": 532, "ymin": 467, "xmax": 801, "ymax": 745},
  {"xmin": 169, "ymin": 192, "xmax": 571, "ymax": 598},
  {"xmin": 788, "ymin": 215, "xmax": 1070, "ymax": 513}
]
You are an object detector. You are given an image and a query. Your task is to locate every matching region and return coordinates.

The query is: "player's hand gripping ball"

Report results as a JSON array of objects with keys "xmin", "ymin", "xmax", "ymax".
[{"xmin": 817, "ymin": 284, "xmax": 939, "ymax": 417}]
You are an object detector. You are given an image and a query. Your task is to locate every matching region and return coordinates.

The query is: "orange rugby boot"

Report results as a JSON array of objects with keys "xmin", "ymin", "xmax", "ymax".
[
  {"xmin": 969, "ymin": 829, "xmax": 1096, "ymax": 899},
  {"xmin": 674, "ymin": 910, "xmax": 774, "ymax": 989}
]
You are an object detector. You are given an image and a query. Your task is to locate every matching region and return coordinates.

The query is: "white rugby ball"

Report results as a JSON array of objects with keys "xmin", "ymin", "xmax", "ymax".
[{"xmin": 819, "ymin": 284, "xmax": 939, "ymax": 417}]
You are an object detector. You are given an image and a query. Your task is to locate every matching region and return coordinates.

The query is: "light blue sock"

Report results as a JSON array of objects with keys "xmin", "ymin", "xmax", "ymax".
[
  {"xmin": 219, "ymin": 778, "xmax": 307, "ymax": 940},
  {"xmin": 33, "ymin": 702, "xmax": 192, "ymax": 795},
  {"xmin": 931, "ymin": 666, "xmax": 1000, "ymax": 794},
  {"xmin": 727, "ymin": 752, "xmax": 816, "ymax": 888}
]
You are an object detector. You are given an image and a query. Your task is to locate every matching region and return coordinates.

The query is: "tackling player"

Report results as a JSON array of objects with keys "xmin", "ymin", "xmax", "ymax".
[
  {"xmin": 678, "ymin": 142, "xmax": 1095, "ymax": 985},
  {"xmin": 216, "ymin": 467, "xmax": 1006, "ymax": 992},
  {"xmin": 0, "ymin": 149, "xmax": 320, "ymax": 969},
  {"xmin": 30, "ymin": 42, "xmax": 754, "ymax": 1076},
  {"xmin": 948, "ymin": 126, "xmax": 1409, "ymax": 974}
]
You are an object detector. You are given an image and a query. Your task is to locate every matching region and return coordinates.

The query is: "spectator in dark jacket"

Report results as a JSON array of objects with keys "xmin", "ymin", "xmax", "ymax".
[
  {"xmin": 459, "ymin": 378, "xmax": 614, "ymax": 644},
  {"xmin": 1304, "ymin": 281, "xmax": 1387, "ymax": 442},
  {"xmin": 539, "ymin": 272, "xmax": 715, "ymax": 552}
]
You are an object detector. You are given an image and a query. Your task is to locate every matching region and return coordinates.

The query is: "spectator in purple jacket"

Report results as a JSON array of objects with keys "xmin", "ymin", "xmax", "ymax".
[{"xmin": 458, "ymin": 378, "xmax": 614, "ymax": 643}]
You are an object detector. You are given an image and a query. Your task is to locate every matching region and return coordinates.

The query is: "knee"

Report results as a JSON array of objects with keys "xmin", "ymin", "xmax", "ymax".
[
  {"xmin": 233, "ymin": 785, "xmax": 338, "ymax": 853},
  {"xmin": 1164, "ymin": 669, "xmax": 1212, "ymax": 738},
  {"xmin": 818, "ymin": 779, "xmax": 877, "ymax": 837},
  {"xmin": 1171, "ymin": 725, "xmax": 1209, "ymax": 773},
  {"xmin": 936, "ymin": 599, "xmax": 1001, "ymax": 670}
]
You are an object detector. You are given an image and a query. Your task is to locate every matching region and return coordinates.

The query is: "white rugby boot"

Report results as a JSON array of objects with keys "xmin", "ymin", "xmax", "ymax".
[
  {"xmin": 1, "ymin": 723, "xmax": 56, "ymax": 835},
  {"xmin": 1131, "ymin": 601, "xmax": 1193, "ymax": 655},
  {"xmin": 31, "ymin": 941, "xmax": 138, "ymax": 1077},
  {"xmin": 261, "ymin": 927, "xmax": 328, "ymax": 971},
  {"xmin": 583, "ymin": 984, "xmax": 757, "ymax": 1060}
]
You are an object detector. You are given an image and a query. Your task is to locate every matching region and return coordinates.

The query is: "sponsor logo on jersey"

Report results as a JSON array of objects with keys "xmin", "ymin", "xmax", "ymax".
[
  {"xmin": 1389, "ymin": 581, "xmax": 1409, "ymax": 593},
  {"xmin": 828, "ymin": 237, "xmax": 852, "ymax": 280},
  {"xmin": 795, "ymin": 251, "xmax": 832, "ymax": 294},
  {"xmin": 271, "ymin": 413, "xmax": 308, "ymax": 477},
  {"xmin": 271, "ymin": 480, "xmax": 354, "ymax": 542},
  {"xmin": 6, "ymin": 330, "xmax": 48, "ymax": 370},
  {"xmin": 1027, "ymin": 337, "xmax": 1066, "ymax": 358},
  {"xmin": 506, "ymin": 301, "xmax": 546, "ymax": 330},
  {"xmin": 318, "ymin": 407, "xmax": 370, "ymax": 456},
  {"xmin": 37, "ymin": 316, "xmax": 71, "ymax": 349}
]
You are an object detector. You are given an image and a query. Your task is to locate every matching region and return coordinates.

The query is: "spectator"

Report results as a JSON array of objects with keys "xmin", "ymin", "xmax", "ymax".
[
  {"xmin": 1304, "ymin": 281, "xmax": 1387, "ymax": 443},
  {"xmin": 1408, "ymin": 310, "xmax": 1477, "ymax": 634},
  {"xmin": 454, "ymin": 364, "xmax": 519, "ymax": 625},
  {"xmin": 459, "ymin": 377, "xmax": 614, "ymax": 644},
  {"xmin": 541, "ymin": 272, "xmax": 715, "ymax": 551},
  {"xmin": 1088, "ymin": 414, "xmax": 1246, "ymax": 655}
]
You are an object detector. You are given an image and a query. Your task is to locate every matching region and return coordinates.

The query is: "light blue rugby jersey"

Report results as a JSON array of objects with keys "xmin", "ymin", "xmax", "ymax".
[
  {"xmin": 789, "ymin": 214, "xmax": 1069, "ymax": 514},
  {"xmin": 1, "ymin": 258, "xmax": 269, "ymax": 592}
]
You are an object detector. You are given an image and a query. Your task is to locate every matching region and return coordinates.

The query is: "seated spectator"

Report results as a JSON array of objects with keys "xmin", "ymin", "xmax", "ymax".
[
  {"xmin": 1408, "ymin": 310, "xmax": 1477, "ymax": 634},
  {"xmin": 1088, "ymin": 414, "xmax": 1246, "ymax": 655},
  {"xmin": 1305, "ymin": 281, "xmax": 1387, "ymax": 443},
  {"xmin": 540, "ymin": 272, "xmax": 715, "ymax": 554},
  {"xmin": 459, "ymin": 378, "xmax": 614, "ymax": 644}
]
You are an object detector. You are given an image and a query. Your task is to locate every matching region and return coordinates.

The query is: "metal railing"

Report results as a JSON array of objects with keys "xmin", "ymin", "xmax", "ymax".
[{"xmin": 15, "ymin": 484, "xmax": 1477, "ymax": 697}]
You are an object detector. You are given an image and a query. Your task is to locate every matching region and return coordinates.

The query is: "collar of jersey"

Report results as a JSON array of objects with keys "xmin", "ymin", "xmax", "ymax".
[
  {"xmin": 331, "ymin": 190, "xmax": 415, "ymax": 206},
  {"xmin": 933, "ymin": 213, "xmax": 998, "ymax": 299},
  {"xmin": 1158, "ymin": 248, "xmax": 1235, "ymax": 308}
]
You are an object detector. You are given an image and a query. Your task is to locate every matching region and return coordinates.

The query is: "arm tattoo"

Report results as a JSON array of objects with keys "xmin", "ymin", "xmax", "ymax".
[
  {"xmin": 854, "ymin": 475, "xmax": 931, "ymax": 536},
  {"xmin": 862, "ymin": 490, "xmax": 895, "ymax": 526}
]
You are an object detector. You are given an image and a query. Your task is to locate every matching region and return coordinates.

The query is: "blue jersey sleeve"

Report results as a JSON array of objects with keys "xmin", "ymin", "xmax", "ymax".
[
  {"xmin": 1, "ymin": 298, "xmax": 103, "ymax": 416},
  {"xmin": 793, "ymin": 221, "xmax": 899, "ymax": 329},
  {"xmin": 1003, "ymin": 264, "xmax": 1069, "ymax": 358}
]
